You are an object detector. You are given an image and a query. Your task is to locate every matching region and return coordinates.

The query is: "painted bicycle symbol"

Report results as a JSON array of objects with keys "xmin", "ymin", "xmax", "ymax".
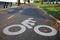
[{"xmin": 3, "ymin": 18, "xmax": 57, "ymax": 36}]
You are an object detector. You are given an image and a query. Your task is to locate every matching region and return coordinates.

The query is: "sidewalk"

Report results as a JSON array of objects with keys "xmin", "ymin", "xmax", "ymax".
[
  {"xmin": 0, "ymin": 4, "xmax": 19, "ymax": 11},
  {"xmin": 0, "ymin": 6, "xmax": 18, "ymax": 11}
]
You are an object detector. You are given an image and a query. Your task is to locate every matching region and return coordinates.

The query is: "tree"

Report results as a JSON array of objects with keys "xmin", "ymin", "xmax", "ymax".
[
  {"xmin": 56, "ymin": 0, "xmax": 58, "ymax": 4},
  {"xmin": 39, "ymin": 0, "xmax": 44, "ymax": 4},
  {"xmin": 17, "ymin": 0, "xmax": 20, "ymax": 6},
  {"xmin": 41, "ymin": 0, "xmax": 44, "ymax": 4},
  {"xmin": 28, "ymin": 0, "xmax": 30, "ymax": 3},
  {"xmin": 24, "ymin": 0, "xmax": 27, "ymax": 4}
]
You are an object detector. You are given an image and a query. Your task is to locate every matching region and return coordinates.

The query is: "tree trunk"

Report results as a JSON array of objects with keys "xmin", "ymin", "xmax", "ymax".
[
  {"xmin": 24, "ymin": 0, "xmax": 27, "ymax": 4},
  {"xmin": 17, "ymin": 0, "xmax": 20, "ymax": 6},
  {"xmin": 41, "ymin": 0, "xmax": 44, "ymax": 4},
  {"xmin": 28, "ymin": 0, "xmax": 30, "ymax": 3},
  {"xmin": 39, "ymin": 0, "xmax": 44, "ymax": 4}
]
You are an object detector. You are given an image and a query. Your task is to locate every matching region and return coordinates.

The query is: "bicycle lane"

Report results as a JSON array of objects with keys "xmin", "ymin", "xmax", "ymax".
[{"xmin": 0, "ymin": 6, "xmax": 59, "ymax": 40}]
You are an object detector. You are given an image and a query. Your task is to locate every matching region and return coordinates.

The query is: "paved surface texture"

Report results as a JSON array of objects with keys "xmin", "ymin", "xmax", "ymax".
[{"xmin": 0, "ymin": 4, "xmax": 60, "ymax": 40}]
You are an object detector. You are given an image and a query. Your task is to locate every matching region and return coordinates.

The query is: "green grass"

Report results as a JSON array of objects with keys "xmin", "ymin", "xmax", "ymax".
[
  {"xmin": 33, "ymin": 3, "xmax": 60, "ymax": 20},
  {"xmin": 43, "ymin": 7, "xmax": 60, "ymax": 20},
  {"xmin": 33, "ymin": 3, "xmax": 60, "ymax": 7}
]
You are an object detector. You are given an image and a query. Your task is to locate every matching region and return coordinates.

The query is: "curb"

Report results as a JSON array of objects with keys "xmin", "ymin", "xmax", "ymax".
[
  {"xmin": 39, "ymin": 7, "xmax": 60, "ymax": 24},
  {"xmin": 36, "ymin": 7, "xmax": 60, "ymax": 32}
]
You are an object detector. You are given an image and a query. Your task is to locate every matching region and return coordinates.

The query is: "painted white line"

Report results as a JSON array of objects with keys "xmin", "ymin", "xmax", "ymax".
[
  {"xmin": 21, "ymin": 18, "xmax": 36, "ymax": 29},
  {"xmin": 34, "ymin": 25, "xmax": 57, "ymax": 36},
  {"xmin": 3, "ymin": 24, "xmax": 26, "ymax": 35}
]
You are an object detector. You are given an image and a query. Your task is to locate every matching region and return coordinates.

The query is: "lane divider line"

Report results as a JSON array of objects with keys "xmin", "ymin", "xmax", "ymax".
[{"xmin": 8, "ymin": 15, "xmax": 15, "ymax": 20}]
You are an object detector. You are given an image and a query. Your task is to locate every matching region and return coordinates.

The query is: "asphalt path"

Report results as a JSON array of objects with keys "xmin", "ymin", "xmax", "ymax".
[{"xmin": 0, "ymin": 5, "xmax": 60, "ymax": 40}]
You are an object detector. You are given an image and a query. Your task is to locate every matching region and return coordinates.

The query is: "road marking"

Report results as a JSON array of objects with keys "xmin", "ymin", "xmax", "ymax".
[
  {"xmin": 21, "ymin": 18, "xmax": 36, "ymax": 29},
  {"xmin": 34, "ymin": 25, "xmax": 57, "ymax": 36},
  {"xmin": 3, "ymin": 24, "xmax": 26, "ymax": 35},
  {"xmin": 8, "ymin": 15, "xmax": 15, "ymax": 20},
  {"xmin": 3, "ymin": 18, "xmax": 57, "ymax": 36}
]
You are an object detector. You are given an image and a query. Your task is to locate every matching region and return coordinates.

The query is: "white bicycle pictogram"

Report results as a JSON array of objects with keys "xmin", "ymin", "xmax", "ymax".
[{"xmin": 3, "ymin": 18, "xmax": 57, "ymax": 36}]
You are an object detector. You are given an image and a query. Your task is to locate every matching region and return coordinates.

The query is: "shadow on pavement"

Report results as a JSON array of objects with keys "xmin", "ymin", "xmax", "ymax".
[
  {"xmin": 8, "ymin": 8, "xmax": 24, "ymax": 14},
  {"xmin": 21, "ymin": 8, "xmax": 46, "ymax": 19}
]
